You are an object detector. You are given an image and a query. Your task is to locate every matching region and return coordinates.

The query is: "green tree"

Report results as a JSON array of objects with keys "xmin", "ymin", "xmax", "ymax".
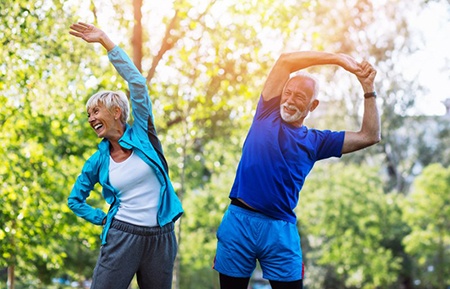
[
  {"xmin": 178, "ymin": 170, "xmax": 234, "ymax": 289},
  {"xmin": 2, "ymin": 0, "xmax": 449, "ymax": 288},
  {"xmin": 300, "ymin": 163, "xmax": 406, "ymax": 289},
  {"xmin": 0, "ymin": 1, "xmax": 110, "ymax": 287},
  {"xmin": 402, "ymin": 163, "xmax": 450, "ymax": 289}
]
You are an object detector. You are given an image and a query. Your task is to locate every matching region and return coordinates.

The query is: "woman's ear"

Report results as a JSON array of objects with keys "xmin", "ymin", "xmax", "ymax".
[{"xmin": 114, "ymin": 106, "xmax": 122, "ymax": 120}]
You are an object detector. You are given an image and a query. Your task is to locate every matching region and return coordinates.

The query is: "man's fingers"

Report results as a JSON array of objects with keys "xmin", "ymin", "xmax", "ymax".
[{"xmin": 358, "ymin": 61, "xmax": 375, "ymax": 78}]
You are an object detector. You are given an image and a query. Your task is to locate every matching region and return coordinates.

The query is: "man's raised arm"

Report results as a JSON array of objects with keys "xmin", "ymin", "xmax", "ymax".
[
  {"xmin": 342, "ymin": 60, "xmax": 381, "ymax": 154},
  {"xmin": 262, "ymin": 51, "xmax": 365, "ymax": 101}
]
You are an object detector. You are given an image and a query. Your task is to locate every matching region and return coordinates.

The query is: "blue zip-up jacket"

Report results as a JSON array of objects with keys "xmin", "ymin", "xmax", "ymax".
[{"xmin": 68, "ymin": 46, "xmax": 183, "ymax": 245}]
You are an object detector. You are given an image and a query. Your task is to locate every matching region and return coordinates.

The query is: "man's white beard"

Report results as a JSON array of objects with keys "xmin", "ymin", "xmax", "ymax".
[{"xmin": 280, "ymin": 102, "xmax": 305, "ymax": 123}]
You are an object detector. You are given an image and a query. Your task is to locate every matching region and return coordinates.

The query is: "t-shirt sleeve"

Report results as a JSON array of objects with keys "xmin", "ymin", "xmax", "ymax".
[
  {"xmin": 254, "ymin": 94, "xmax": 281, "ymax": 121},
  {"xmin": 314, "ymin": 129, "xmax": 345, "ymax": 160}
]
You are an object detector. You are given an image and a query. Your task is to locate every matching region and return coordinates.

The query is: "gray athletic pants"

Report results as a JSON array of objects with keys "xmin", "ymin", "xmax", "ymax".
[{"xmin": 91, "ymin": 219, "xmax": 177, "ymax": 289}]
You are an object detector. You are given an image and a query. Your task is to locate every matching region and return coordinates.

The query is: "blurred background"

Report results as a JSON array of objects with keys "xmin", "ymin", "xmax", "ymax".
[{"xmin": 1, "ymin": 0, "xmax": 449, "ymax": 288}]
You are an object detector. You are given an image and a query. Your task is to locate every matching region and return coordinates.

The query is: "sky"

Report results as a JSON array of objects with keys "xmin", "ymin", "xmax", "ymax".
[{"xmin": 401, "ymin": 0, "xmax": 450, "ymax": 116}]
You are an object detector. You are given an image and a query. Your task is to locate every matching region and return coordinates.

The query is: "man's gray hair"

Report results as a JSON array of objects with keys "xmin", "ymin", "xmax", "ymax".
[
  {"xmin": 86, "ymin": 91, "xmax": 130, "ymax": 123},
  {"xmin": 289, "ymin": 71, "xmax": 320, "ymax": 100}
]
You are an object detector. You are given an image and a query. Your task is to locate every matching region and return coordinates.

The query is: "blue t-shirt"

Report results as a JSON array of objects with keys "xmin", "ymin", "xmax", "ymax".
[{"xmin": 229, "ymin": 95, "xmax": 345, "ymax": 223}]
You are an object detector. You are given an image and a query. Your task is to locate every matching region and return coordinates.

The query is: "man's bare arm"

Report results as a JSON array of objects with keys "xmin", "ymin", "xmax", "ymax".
[
  {"xmin": 262, "ymin": 52, "xmax": 365, "ymax": 101},
  {"xmin": 342, "ymin": 61, "xmax": 380, "ymax": 153}
]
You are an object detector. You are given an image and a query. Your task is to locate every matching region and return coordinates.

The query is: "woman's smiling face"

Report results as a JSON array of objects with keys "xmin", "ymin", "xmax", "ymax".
[{"xmin": 87, "ymin": 102, "xmax": 118, "ymax": 139}]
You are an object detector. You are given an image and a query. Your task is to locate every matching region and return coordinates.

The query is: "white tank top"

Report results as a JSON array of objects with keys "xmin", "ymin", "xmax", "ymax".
[{"xmin": 109, "ymin": 151, "xmax": 161, "ymax": 226}]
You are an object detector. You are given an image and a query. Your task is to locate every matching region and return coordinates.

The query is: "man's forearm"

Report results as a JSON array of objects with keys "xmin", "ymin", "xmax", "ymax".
[
  {"xmin": 358, "ymin": 60, "xmax": 379, "ymax": 142},
  {"xmin": 361, "ymin": 96, "xmax": 381, "ymax": 143},
  {"xmin": 263, "ymin": 51, "xmax": 360, "ymax": 100},
  {"xmin": 277, "ymin": 51, "xmax": 344, "ymax": 73}
]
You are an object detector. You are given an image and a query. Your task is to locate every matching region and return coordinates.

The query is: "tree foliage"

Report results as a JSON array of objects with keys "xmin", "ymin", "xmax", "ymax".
[
  {"xmin": 402, "ymin": 164, "xmax": 450, "ymax": 289},
  {"xmin": 1, "ymin": 0, "xmax": 449, "ymax": 288},
  {"xmin": 300, "ymin": 163, "xmax": 406, "ymax": 289},
  {"xmin": 1, "ymin": 1, "xmax": 113, "ymax": 287}
]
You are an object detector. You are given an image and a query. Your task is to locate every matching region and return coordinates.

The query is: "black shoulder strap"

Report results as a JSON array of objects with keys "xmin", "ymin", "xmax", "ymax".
[{"xmin": 147, "ymin": 117, "xmax": 169, "ymax": 173}]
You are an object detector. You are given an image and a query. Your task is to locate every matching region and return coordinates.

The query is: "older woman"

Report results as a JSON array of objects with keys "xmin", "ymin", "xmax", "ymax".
[{"xmin": 67, "ymin": 22, "xmax": 183, "ymax": 289}]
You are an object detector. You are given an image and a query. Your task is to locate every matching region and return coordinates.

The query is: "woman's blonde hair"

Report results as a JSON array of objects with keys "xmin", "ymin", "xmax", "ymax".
[{"xmin": 86, "ymin": 91, "xmax": 130, "ymax": 123}]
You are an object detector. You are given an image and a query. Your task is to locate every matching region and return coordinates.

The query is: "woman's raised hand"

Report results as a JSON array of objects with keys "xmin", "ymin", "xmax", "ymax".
[{"xmin": 69, "ymin": 22, "xmax": 115, "ymax": 51}]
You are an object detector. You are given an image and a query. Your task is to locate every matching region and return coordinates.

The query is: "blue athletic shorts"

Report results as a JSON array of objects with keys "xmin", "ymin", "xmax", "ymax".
[{"xmin": 214, "ymin": 204, "xmax": 303, "ymax": 282}]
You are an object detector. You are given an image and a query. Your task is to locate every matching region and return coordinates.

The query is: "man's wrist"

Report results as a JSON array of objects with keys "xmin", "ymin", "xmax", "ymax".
[{"xmin": 364, "ymin": 91, "xmax": 377, "ymax": 99}]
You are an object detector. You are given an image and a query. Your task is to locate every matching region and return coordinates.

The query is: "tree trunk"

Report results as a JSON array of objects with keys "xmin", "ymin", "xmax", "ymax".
[
  {"xmin": 437, "ymin": 231, "xmax": 445, "ymax": 289},
  {"xmin": 132, "ymin": 0, "xmax": 143, "ymax": 72},
  {"xmin": 172, "ymin": 219, "xmax": 182, "ymax": 289},
  {"xmin": 130, "ymin": 1, "xmax": 182, "ymax": 288},
  {"xmin": 173, "ymin": 120, "xmax": 187, "ymax": 289},
  {"xmin": 7, "ymin": 265, "xmax": 14, "ymax": 289}
]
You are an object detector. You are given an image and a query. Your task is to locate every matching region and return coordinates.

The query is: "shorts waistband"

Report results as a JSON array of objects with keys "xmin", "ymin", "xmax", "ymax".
[
  {"xmin": 111, "ymin": 218, "xmax": 174, "ymax": 236},
  {"xmin": 228, "ymin": 202, "xmax": 279, "ymax": 221},
  {"xmin": 231, "ymin": 198, "xmax": 260, "ymax": 212}
]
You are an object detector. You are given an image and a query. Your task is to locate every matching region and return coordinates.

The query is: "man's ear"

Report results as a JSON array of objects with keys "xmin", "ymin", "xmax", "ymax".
[{"xmin": 309, "ymin": 99, "xmax": 320, "ymax": 112}]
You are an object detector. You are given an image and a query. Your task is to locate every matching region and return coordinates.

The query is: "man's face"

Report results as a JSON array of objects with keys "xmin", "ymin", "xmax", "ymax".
[{"xmin": 280, "ymin": 76, "xmax": 318, "ymax": 127}]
